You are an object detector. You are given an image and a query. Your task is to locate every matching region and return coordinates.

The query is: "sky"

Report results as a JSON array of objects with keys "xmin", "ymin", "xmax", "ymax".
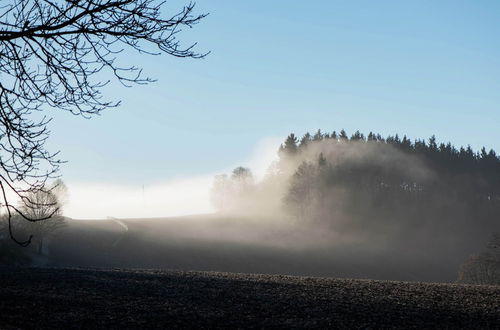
[{"xmin": 43, "ymin": 0, "xmax": 500, "ymax": 218}]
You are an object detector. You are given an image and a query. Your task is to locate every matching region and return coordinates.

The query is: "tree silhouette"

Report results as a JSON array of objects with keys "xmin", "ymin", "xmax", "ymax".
[
  {"xmin": 313, "ymin": 129, "xmax": 323, "ymax": 141},
  {"xmin": 280, "ymin": 129, "xmax": 500, "ymax": 246},
  {"xmin": 210, "ymin": 167, "xmax": 254, "ymax": 214},
  {"xmin": 284, "ymin": 161, "xmax": 318, "ymax": 221},
  {"xmin": 279, "ymin": 133, "xmax": 299, "ymax": 156},
  {"xmin": 339, "ymin": 129, "xmax": 348, "ymax": 141},
  {"xmin": 0, "ymin": 0, "xmax": 207, "ymax": 245},
  {"xmin": 231, "ymin": 166, "xmax": 253, "ymax": 183},
  {"xmin": 15, "ymin": 179, "xmax": 67, "ymax": 255},
  {"xmin": 300, "ymin": 132, "xmax": 312, "ymax": 148}
]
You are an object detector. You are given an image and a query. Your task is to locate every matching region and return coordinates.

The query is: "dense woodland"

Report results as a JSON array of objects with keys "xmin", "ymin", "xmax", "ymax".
[
  {"xmin": 277, "ymin": 130, "xmax": 500, "ymax": 282},
  {"xmin": 212, "ymin": 129, "xmax": 500, "ymax": 277},
  {"xmin": 279, "ymin": 130, "xmax": 500, "ymax": 233}
]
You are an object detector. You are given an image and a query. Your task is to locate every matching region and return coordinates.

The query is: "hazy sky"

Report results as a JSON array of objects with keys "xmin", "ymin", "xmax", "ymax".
[{"xmin": 43, "ymin": 1, "xmax": 500, "ymax": 218}]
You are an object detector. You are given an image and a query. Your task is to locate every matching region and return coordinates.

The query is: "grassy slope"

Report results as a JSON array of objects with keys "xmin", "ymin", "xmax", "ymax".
[{"xmin": 0, "ymin": 267, "xmax": 499, "ymax": 329}]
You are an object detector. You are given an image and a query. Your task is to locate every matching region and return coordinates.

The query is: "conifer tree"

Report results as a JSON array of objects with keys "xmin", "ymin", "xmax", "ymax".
[
  {"xmin": 313, "ymin": 129, "xmax": 324, "ymax": 141},
  {"xmin": 280, "ymin": 134, "xmax": 299, "ymax": 156},
  {"xmin": 300, "ymin": 133, "xmax": 312, "ymax": 148},
  {"xmin": 339, "ymin": 129, "xmax": 348, "ymax": 141}
]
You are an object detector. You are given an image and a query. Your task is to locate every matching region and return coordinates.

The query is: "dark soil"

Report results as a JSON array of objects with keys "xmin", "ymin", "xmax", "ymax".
[{"xmin": 0, "ymin": 267, "xmax": 499, "ymax": 329}]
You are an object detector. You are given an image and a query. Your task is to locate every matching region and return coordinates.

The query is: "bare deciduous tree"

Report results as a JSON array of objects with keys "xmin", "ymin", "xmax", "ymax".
[
  {"xmin": 0, "ymin": 0, "xmax": 207, "ymax": 245},
  {"xmin": 15, "ymin": 179, "xmax": 67, "ymax": 254}
]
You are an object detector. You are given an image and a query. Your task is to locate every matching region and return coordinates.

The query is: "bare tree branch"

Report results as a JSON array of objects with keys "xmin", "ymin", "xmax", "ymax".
[{"xmin": 0, "ymin": 0, "xmax": 207, "ymax": 244}]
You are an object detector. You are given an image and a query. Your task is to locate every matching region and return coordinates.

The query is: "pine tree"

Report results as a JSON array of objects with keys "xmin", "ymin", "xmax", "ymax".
[
  {"xmin": 428, "ymin": 135, "xmax": 438, "ymax": 152},
  {"xmin": 313, "ymin": 129, "xmax": 324, "ymax": 141},
  {"xmin": 339, "ymin": 129, "xmax": 348, "ymax": 141},
  {"xmin": 280, "ymin": 134, "xmax": 299, "ymax": 156},
  {"xmin": 300, "ymin": 132, "xmax": 312, "ymax": 148}
]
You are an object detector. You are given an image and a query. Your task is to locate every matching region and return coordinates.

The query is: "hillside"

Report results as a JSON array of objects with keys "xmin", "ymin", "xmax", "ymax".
[
  {"xmin": 43, "ymin": 215, "xmax": 475, "ymax": 283},
  {"xmin": 0, "ymin": 267, "xmax": 498, "ymax": 329}
]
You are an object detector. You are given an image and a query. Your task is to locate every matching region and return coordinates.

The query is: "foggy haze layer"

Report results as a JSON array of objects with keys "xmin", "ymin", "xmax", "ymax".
[
  {"xmin": 63, "ymin": 136, "xmax": 282, "ymax": 219},
  {"xmin": 28, "ymin": 130, "xmax": 500, "ymax": 283}
]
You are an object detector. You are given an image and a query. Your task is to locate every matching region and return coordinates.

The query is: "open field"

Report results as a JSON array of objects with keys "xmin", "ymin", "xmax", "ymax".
[
  {"xmin": 44, "ymin": 215, "xmax": 482, "ymax": 283},
  {"xmin": 0, "ymin": 267, "xmax": 499, "ymax": 329}
]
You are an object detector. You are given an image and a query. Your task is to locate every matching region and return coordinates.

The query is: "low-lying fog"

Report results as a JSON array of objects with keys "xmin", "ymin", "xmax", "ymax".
[
  {"xmin": 4, "ymin": 132, "xmax": 500, "ymax": 284},
  {"xmin": 63, "ymin": 137, "xmax": 282, "ymax": 219}
]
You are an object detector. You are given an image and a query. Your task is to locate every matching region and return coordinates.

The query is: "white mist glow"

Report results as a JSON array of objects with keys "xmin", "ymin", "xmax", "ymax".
[
  {"xmin": 64, "ymin": 176, "xmax": 214, "ymax": 219},
  {"xmin": 63, "ymin": 136, "xmax": 282, "ymax": 219}
]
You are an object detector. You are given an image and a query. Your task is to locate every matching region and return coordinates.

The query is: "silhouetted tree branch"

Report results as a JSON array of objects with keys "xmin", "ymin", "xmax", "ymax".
[{"xmin": 0, "ymin": 0, "xmax": 207, "ymax": 245}]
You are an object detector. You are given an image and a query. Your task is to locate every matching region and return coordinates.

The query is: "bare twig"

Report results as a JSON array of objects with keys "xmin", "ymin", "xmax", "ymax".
[{"xmin": 0, "ymin": 0, "xmax": 207, "ymax": 244}]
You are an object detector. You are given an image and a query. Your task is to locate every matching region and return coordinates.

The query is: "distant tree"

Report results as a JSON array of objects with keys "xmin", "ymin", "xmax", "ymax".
[
  {"xmin": 414, "ymin": 139, "xmax": 426, "ymax": 153},
  {"xmin": 465, "ymin": 145, "xmax": 475, "ymax": 160},
  {"xmin": 480, "ymin": 147, "xmax": 488, "ymax": 159},
  {"xmin": 401, "ymin": 135, "xmax": 412, "ymax": 151},
  {"xmin": 13, "ymin": 180, "xmax": 68, "ymax": 255},
  {"xmin": 313, "ymin": 129, "xmax": 324, "ymax": 141},
  {"xmin": 339, "ymin": 129, "xmax": 348, "ymax": 141},
  {"xmin": 317, "ymin": 152, "xmax": 327, "ymax": 168},
  {"xmin": 428, "ymin": 135, "xmax": 438, "ymax": 152},
  {"xmin": 211, "ymin": 167, "xmax": 255, "ymax": 213},
  {"xmin": 279, "ymin": 134, "xmax": 299, "ymax": 156},
  {"xmin": 300, "ymin": 133, "xmax": 312, "ymax": 148},
  {"xmin": 0, "ymin": 0, "xmax": 207, "ymax": 245},
  {"xmin": 350, "ymin": 130, "xmax": 364, "ymax": 141},
  {"xmin": 284, "ymin": 161, "xmax": 319, "ymax": 221},
  {"xmin": 231, "ymin": 167, "xmax": 254, "ymax": 187}
]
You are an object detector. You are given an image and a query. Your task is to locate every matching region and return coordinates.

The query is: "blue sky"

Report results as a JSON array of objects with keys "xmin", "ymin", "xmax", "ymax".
[{"xmin": 44, "ymin": 1, "xmax": 500, "ymax": 217}]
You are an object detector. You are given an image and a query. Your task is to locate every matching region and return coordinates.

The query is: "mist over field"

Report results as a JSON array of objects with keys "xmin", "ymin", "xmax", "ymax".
[
  {"xmin": 62, "ymin": 137, "xmax": 282, "ymax": 219},
  {"xmin": 5, "ymin": 130, "xmax": 496, "ymax": 284}
]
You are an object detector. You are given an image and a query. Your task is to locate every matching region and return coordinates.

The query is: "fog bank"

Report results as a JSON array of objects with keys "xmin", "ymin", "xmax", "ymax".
[{"xmin": 63, "ymin": 136, "xmax": 282, "ymax": 219}]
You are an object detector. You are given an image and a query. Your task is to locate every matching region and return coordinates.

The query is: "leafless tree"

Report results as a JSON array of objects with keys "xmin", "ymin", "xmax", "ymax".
[
  {"xmin": 14, "ymin": 179, "xmax": 67, "ymax": 254},
  {"xmin": 0, "ymin": 0, "xmax": 207, "ymax": 245}
]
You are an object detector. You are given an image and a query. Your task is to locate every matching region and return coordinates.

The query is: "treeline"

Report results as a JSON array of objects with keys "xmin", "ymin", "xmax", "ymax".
[
  {"xmin": 209, "ymin": 129, "xmax": 500, "ymax": 282},
  {"xmin": 278, "ymin": 129, "xmax": 500, "ymax": 242},
  {"xmin": 280, "ymin": 129, "xmax": 500, "ymax": 188},
  {"xmin": 210, "ymin": 129, "xmax": 500, "ymax": 241}
]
